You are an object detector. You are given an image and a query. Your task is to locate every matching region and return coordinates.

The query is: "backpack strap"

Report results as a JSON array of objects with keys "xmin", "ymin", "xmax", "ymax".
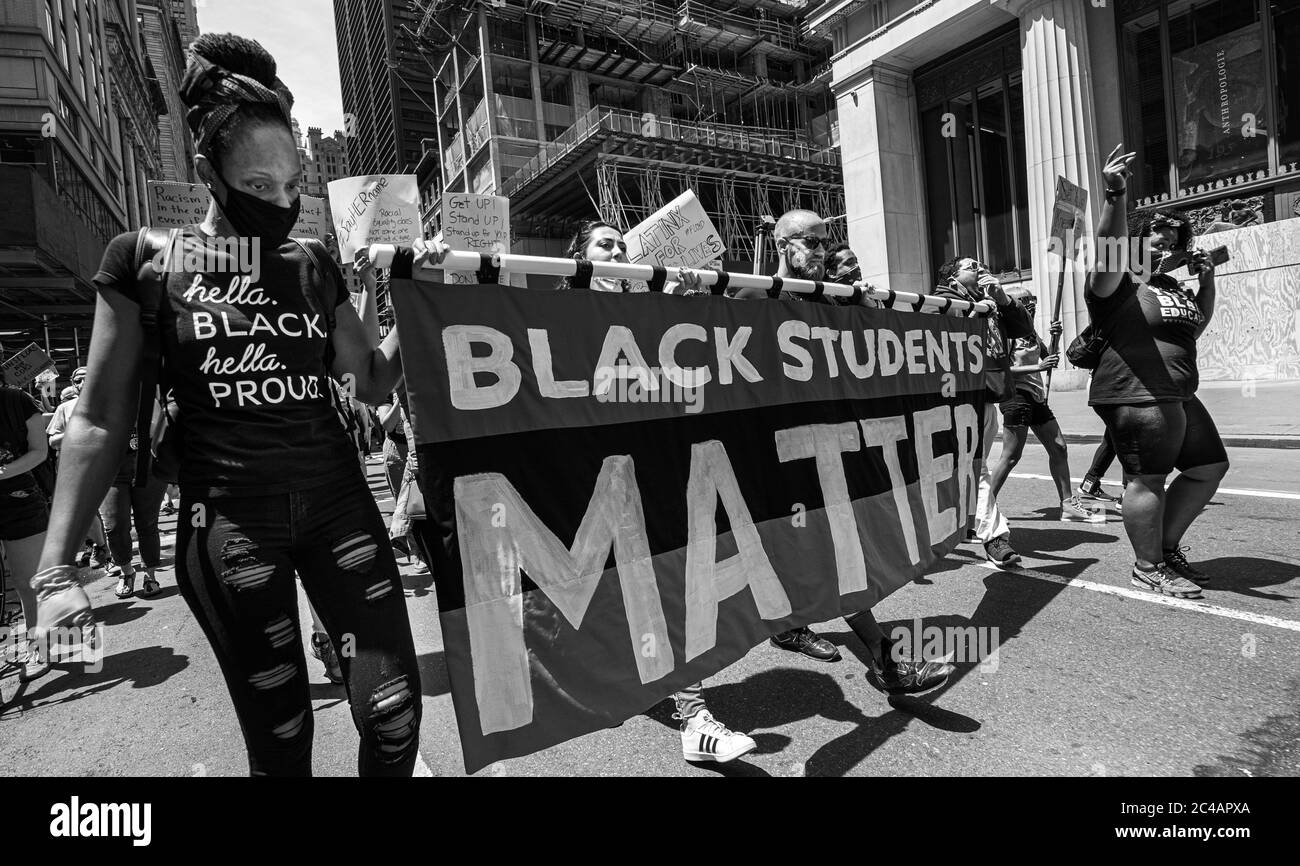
[
  {"xmin": 291, "ymin": 237, "xmax": 340, "ymax": 372},
  {"xmin": 133, "ymin": 227, "xmax": 179, "ymax": 486}
]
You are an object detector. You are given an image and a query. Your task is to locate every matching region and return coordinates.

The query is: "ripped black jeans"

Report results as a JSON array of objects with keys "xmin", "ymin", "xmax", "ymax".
[{"xmin": 177, "ymin": 470, "xmax": 421, "ymax": 776}]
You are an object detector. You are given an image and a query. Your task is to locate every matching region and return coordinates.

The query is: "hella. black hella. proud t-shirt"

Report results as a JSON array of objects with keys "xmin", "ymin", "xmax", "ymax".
[{"xmin": 95, "ymin": 226, "xmax": 357, "ymax": 495}]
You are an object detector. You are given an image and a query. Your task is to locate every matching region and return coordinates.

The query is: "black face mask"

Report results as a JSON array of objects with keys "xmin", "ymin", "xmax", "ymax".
[{"xmin": 215, "ymin": 179, "xmax": 300, "ymax": 247}]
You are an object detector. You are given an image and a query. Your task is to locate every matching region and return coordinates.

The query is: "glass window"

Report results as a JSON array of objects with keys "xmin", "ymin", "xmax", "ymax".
[
  {"xmin": 1275, "ymin": 0, "xmax": 1300, "ymax": 171},
  {"xmin": 1121, "ymin": 9, "xmax": 1173, "ymax": 197},
  {"xmin": 44, "ymin": 0, "xmax": 56, "ymax": 43}
]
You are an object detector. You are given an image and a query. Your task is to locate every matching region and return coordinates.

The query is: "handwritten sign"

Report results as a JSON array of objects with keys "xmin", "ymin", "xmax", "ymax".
[
  {"xmin": 328, "ymin": 174, "xmax": 421, "ymax": 261},
  {"xmin": 147, "ymin": 181, "xmax": 329, "ymax": 242},
  {"xmin": 148, "ymin": 181, "xmax": 209, "ymax": 228},
  {"xmin": 1048, "ymin": 175, "xmax": 1088, "ymax": 250},
  {"xmin": 2, "ymin": 343, "xmax": 56, "ymax": 388},
  {"xmin": 441, "ymin": 194, "xmax": 524, "ymax": 286},
  {"xmin": 624, "ymin": 190, "xmax": 725, "ymax": 270}
]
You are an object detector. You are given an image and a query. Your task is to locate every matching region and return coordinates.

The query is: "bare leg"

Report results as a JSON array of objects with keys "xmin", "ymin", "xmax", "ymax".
[
  {"xmin": 1033, "ymin": 419, "xmax": 1073, "ymax": 501},
  {"xmin": 1162, "ymin": 461, "xmax": 1229, "ymax": 549},
  {"xmin": 988, "ymin": 424, "xmax": 1028, "ymax": 503},
  {"xmin": 1122, "ymin": 473, "xmax": 1168, "ymax": 568},
  {"xmin": 3, "ymin": 532, "xmax": 44, "ymax": 634}
]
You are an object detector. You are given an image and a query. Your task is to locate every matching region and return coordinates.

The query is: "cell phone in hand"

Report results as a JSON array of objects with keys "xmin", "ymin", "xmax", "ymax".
[{"xmin": 1209, "ymin": 245, "xmax": 1230, "ymax": 266}]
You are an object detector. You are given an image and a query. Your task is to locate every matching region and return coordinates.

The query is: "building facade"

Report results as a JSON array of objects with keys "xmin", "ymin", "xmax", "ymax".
[
  {"xmin": 809, "ymin": 0, "xmax": 1300, "ymax": 385},
  {"xmin": 138, "ymin": 0, "xmax": 198, "ymax": 183},
  {"xmin": 299, "ymin": 124, "xmax": 350, "ymax": 200},
  {"xmin": 0, "ymin": 0, "xmax": 166, "ymax": 372},
  {"xmin": 400, "ymin": 0, "xmax": 844, "ymax": 271},
  {"xmin": 332, "ymin": 0, "xmax": 439, "ymax": 177}
]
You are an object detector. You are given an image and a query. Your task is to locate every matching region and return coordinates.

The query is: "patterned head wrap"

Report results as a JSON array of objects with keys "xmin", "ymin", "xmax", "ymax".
[{"xmin": 180, "ymin": 52, "xmax": 293, "ymax": 159}]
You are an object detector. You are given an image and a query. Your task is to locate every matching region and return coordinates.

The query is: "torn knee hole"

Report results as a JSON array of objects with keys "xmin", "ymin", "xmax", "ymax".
[
  {"xmin": 220, "ymin": 537, "xmax": 276, "ymax": 592},
  {"xmin": 263, "ymin": 613, "xmax": 296, "ymax": 649},
  {"xmin": 332, "ymin": 531, "xmax": 379, "ymax": 574},
  {"xmin": 370, "ymin": 676, "xmax": 418, "ymax": 761},
  {"xmin": 271, "ymin": 710, "xmax": 308, "ymax": 741},
  {"xmin": 248, "ymin": 662, "xmax": 297, "ymax": 691}
]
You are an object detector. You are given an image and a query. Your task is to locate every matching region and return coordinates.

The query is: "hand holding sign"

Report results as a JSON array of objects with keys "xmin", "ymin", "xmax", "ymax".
[{"xmin": 328, "ymin": 175, "xmax": 421, "ymax": 262}]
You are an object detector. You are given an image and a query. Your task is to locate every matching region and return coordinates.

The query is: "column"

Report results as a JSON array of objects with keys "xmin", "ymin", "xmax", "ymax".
[
  {"xmin": 832, "ymin": 62, "xmax": 928, "ymax": 294},
  {"xmin": 525, "ymin": 17, "xmax": 547, "ymax": 142},
  {"xmin": 994, "ymin": 0, "xmax": 1108, "ymax": 391}
]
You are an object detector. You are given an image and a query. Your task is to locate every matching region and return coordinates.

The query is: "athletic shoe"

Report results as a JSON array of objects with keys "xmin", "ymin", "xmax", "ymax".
[
  {"xmin": 160, "ymin": 502, "xmax": 177, "ymax": 516},
  {"xmin": 1130, "ymin": 562, "xmax": 1202, "ymax": 599},
  {"xmin": 90, "ymin": 545, "xmax": 111, "ymax": 570},
  {"xmin": 679, "ymin": 710, "xmax": 757, "ymax": 763},
  {"xmin": 1078, "ymin": 477, "xmax": 1122, "ymax": 507},
  {"xmin": 770, "ymin": 626, "xmax": 841, "ymax": 661},
  {"xmin": 310, "ymin": 633, "xmax": 344, "ymax": 684},
  {"xmin": 1163, "ymin": 546, "xmax": 1209, "ymax": 586},
  {"xmin": 983, "ymin": 536, "xmax": 1021, "ymax": 566},
  {"xmin": 866, "ymin": 638, "xmax": 954, "ymax": 695},
  {"xmin": 964, "ymin": 529, "xmax": 981, "ymax": 544},
  {"xmin": 1060, "ymin": 495, "xmax": 1105, "ymax": 522},
  {"xmin": 19, "ymin": 643, "xmax": 51, "ymax": 683}
]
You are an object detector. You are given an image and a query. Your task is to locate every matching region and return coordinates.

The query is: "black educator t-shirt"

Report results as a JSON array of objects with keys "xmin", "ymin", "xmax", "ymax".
[
  {"xmin": 0, "ymin": 386, "xmax": 42, "ymax": 498},
  {"xmin": 1086, "ymin": 272, "xmax": 1203, "ymax": 406},
  {"xmin": 94, "ymin": 226, "xmax": 358, "ymax": 495}
]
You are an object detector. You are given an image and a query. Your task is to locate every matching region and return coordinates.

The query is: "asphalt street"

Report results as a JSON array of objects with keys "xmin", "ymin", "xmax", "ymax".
[{"xmin": 4, "ymin": 443, "xmax": 1298, "ymax": 777}]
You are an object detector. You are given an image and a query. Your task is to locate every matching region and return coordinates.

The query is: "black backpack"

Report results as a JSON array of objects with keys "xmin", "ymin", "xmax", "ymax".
[
  {"xmin": 131, "ymin": 228, "xmax": 339, "ymax": 487},
  {"xmin": 1065, "ymin": 323, "xmax": 1109, "ymax": 371}
]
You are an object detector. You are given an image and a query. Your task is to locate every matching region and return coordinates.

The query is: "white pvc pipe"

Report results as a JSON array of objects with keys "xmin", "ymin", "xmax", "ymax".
[{"xmin": 367, "ymin": 244, "xmax": 995, "ymax": 315}]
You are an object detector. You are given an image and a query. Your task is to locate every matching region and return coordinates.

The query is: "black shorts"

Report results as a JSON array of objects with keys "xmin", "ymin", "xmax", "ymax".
[
  {"xmin": 1093, "ymin": 396, "xmax": 1228, "ymax": 476},
  {"xmin": 999, "ymin": 391, "xmax": 1056, "ymax": 428},
  {"xmin": 0, "ymin": 487, "xmax": 49, "ymax": 541}
]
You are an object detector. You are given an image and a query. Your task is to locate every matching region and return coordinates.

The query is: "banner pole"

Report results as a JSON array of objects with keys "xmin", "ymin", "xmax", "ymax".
[{"xmin": 369, "ymin": 245, "xmax": 997, "ymax": 316}]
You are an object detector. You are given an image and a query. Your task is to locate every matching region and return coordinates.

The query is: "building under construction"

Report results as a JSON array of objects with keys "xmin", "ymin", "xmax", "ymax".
[{"xmin": 400, "ymin": 0, "xmax": 844, "ymax": 268}]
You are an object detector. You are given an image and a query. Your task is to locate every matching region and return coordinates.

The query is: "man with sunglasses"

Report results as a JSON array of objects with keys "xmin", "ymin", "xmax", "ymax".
[
  {"xmin": 934, "ymin": 258, "xmax": 1037, "ymax": 566},
  {"xmin": 731, "ymin": 209, "xmax": 953, "ymax": 696}
]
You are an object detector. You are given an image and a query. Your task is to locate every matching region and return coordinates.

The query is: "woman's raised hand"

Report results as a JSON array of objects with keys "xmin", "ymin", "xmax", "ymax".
[{"xmin": 1102, "ymin": 143, "xmax": 1137, "ymax": 192}]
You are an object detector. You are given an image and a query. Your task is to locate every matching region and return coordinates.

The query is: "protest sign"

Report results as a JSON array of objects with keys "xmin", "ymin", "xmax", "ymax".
[
  {"xmin": 147, "ymin": 181, "xmax": 209, "ymax": 228},
  {"xmin": 328, "ymin": 175, "xmax": 420, "ymax": 261},
  {"xmin": 624, "ymin": 190, "xmax": 725, "ymax": 269},
  {"xmin": 147, "ymin": 181, "xmax": 329, "ymax": 243},
  {"xmin": 390, "ymin": 264, "xmax": 989, "ymax": 772},
  {"xmin": 441, "ymin": 194, "xmax": 524, "ymax": 286},
  {"xmin": 1048, "ymin": 175, "xmax": 1087, "ymax": 249},
  {"xmin": 2, "ymin": 343, "xmax": 57, "ymax": 387}
]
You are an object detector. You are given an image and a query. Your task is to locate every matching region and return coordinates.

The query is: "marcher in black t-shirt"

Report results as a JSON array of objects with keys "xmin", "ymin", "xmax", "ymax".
[
  {"xmin": 1085, "ymin": 143, "xmax": 1229, "ymax": 599},
  {"xmin": 0, "ymin": 385, "xmax": 56, "ymax": 682},
  {"xmin": 32, "ymin": 34, "xmax": 447, "ymax": 777}
]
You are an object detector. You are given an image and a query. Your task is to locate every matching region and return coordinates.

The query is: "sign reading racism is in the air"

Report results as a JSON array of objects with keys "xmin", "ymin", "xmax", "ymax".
[{"xmin": 146, "ymin": 180, "xmax": 331, "ymax": 242}]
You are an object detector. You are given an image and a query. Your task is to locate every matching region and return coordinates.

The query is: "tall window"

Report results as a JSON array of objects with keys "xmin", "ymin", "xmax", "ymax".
[
  {"xmin": 44, "ymin": 0, "xmax": 56, "ymax": 43},
  {"xmin": 1120, "ymin": 0, "xmax": 1300, "ymax": 215},
  {"xmin": 916, "ymin": 27, "xmax": 1030, "ymax": 280}
]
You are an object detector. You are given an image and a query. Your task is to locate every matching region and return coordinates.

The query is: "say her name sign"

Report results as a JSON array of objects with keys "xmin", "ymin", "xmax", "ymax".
[
  {"xmin": 624, "ymin": 190, "xmax": 725, "ymax": 269},
  {"xmin": 328, "ymin": 174, "xmax": 421, "ymax": 261}
]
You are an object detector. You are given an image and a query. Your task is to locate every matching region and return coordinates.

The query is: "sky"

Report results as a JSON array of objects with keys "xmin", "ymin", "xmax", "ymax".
[{"xmin": 194, "ymin": 0, "xmax": 347, "ymax": 135}]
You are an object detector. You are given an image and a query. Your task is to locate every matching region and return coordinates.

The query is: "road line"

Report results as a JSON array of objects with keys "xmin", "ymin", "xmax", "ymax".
[
  {"xmin": 413, "ymin": 750, "xmax": 433, "ymax": 777},
  {"xmin": 971, "ymin": 558, "xmax": 1300, "ymax": 633},
  {"xmin": 1008, "ymin": 472, "xmax": 1300, "ymax": 502}
]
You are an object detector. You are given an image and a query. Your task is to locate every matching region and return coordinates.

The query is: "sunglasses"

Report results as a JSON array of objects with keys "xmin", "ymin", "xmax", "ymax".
[{"xmin": 784, "ymin": 235, "xmax": 827, "ymax": 250}]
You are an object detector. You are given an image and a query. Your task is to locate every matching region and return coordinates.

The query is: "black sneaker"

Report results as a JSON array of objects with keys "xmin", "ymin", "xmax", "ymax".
[
  {"xmin": 1130, "ymin": 562, "xmax": 1202, "ymax": 599},
  {"xmin": 1078, "ymin": 477, "xmax": 1122, "ymax": 505},
  {"xmin": 310, "ymin": 633, "xmax": 343, "ymax": 683},
  {"xmin": 90, "ymin": 545, "xmax": 111, "ymax": 569},
  {"xmin": 1163, "ymin": 547, "xmax": 1209, "ymax": 586},
  {"xmin": 866, "ymin": 638, "xmax": 954, "ymax": 695},
  {"xmin": 770, "ymin": 626, "xmax": 841, "ymax": 662},
  {"xmin": 983, "ymin": 536, "xmax": 1021, "ymax": 566}
]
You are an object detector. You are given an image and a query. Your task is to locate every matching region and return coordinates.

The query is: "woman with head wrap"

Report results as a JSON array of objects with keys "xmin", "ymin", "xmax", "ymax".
[{"xmin": 33, "ymin": 34, "xmax": 443, "ymax": 776}]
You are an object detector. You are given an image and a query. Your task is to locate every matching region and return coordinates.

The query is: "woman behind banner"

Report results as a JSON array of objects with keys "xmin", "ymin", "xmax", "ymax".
[{"xmin": 33, "ymin": 34, "xmax": 445, "ymax": 776}]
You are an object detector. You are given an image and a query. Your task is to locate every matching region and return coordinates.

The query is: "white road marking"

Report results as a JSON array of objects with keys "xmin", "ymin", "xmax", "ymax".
[
  {"xmin": 973, "ymin": 558, "xmax": 1300, "ymax": 633},
  {"xmin": 413, "ymin": 750, "xmax": 433, "ymax": 777},
  {"xmin": 1008, "ymin": 472, "xmax": 1300, "ymax": 502}
]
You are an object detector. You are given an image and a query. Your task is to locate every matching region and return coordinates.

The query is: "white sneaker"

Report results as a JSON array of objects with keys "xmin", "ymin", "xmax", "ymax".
[
  {"xmin": 1060, "ymin": 496, "xmax": 1104, "ymax": 522},
  {"xmin": 680, "ymin": 710, "xmax": 756, "ymax": 763}
]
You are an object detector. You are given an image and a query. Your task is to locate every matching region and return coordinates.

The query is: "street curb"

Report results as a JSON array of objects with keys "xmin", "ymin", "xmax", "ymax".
[{"xmin": 1056, "ymin": 432, "xmax": 1300, "ymax": 450}]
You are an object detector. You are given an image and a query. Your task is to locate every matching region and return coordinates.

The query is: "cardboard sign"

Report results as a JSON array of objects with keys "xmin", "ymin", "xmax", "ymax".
[
  {"xmin": 2, "ymin": 343, "xmax": 56, "ymax": 388},
  {"xmin": 328, "ymin": 175, "xmax": 421, "ymax": 262},
  {"xmin": 623, "ymin": 190, "xmax": 725, "ymax": 270},
  {"xmin": 1048, "ymin": 175, "xmax": 1088, "ymax": 250},
  {"xmin": 441, "ymin": 194, "xmax": 524, "ymax": 286},
  {"xmin": 148, "ymin": 181, "xmax": 209, "ymax": 228},
  {"xmin": 147, "ymin": 181, "xmax": 330, "ymax": 242}
]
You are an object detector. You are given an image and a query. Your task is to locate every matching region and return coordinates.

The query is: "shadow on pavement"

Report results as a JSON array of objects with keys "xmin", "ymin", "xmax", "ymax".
[
  {"xmin": 89, "ymin": 600, "xmax": 152, "ymax": 627},
  {"xmin": 1199, "ymin": 556, "xmax": 1300, "ymax": 602},
  {"xmin": 8, "ymin": 645, "xmax": 190, "ymax": 710}
]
